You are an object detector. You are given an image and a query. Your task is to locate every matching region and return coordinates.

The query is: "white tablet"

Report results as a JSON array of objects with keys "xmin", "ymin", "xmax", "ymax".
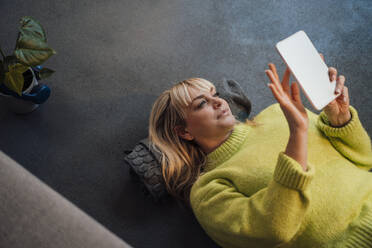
[{"xmin": 275, "ymin": 30, "xmax": 340, "ymax": 111}]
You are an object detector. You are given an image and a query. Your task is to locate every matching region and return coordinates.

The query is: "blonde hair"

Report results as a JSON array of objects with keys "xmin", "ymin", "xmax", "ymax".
[{"xmin": 148, "ymin": 78, "xmax": 260, "ymax": 208}]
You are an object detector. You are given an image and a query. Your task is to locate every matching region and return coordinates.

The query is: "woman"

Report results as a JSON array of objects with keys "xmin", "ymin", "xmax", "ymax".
[{"xmin": 148, "ymin": 53, "xmax": 372, "ymax": 247}]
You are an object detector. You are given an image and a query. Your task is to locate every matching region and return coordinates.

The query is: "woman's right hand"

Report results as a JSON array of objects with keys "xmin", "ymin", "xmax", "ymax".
[{"xmin": 265, "ymin": 63, "xmax": 309, "ymax": 134}]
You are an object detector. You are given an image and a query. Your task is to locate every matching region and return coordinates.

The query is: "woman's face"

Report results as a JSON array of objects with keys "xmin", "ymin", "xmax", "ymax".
[{"xmin": 178, "ymin": 86, "xmax": 236, "ymax": 142}]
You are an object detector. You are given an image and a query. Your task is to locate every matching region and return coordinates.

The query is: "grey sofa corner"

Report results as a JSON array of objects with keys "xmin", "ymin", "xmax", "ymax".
[{"xmin": 0, "ymin": 150, "xmax": 132, "ymax": 248}]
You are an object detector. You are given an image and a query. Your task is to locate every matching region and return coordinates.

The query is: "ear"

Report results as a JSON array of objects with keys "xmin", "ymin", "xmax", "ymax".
[{"xmin": 174, "ymin": 125, "xmax": 194, "ymax": 141}]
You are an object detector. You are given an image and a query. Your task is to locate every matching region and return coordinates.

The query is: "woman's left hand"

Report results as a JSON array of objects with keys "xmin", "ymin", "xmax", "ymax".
[{"xmin": 320, "ymin": 53, "xmax": 352, "ymax": 127}]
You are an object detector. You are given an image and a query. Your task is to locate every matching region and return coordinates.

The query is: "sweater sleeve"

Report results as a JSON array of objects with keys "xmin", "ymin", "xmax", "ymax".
[
  {"xmin": 190, "ymin": 152, "xmax": 315, "ymax": 248},
  {"xmin": 316, "ymin": 105, "xmax": 372, "ymax": 170}
]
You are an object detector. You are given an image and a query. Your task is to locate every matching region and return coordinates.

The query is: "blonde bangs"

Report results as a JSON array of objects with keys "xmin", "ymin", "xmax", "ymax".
[{"xmin": 169, "ymin": 78, "xmax": 216, "ymax": 117}]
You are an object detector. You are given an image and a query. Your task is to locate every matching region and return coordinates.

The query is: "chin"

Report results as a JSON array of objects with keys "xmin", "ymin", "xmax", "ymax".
[{"xmin": 224, "ymin": 114, "xmax": 237, "ymax": 126}]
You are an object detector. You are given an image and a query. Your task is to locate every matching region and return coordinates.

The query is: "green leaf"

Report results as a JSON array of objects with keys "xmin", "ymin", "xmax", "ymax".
[
  {"xmin": 4, "ymin": 63, "xmax": 29, "ymax": 96},
  {"xmin": 17, "ymin": 29, "xmax": 50, "ymax": 49},
  {"xmin": 15, "ymin": 48, "xmax": 56, "ymax": 67},
  {"xmin": 38, "ymin": 67, "xmax": 55, "ymax": 80},
  {"xmin": 14, "ymin": 16, "xmax": 56, "ymax": 67},
  {"xmin": 17, "ymin": 16, "xmax": 47, "ymax": 44}
]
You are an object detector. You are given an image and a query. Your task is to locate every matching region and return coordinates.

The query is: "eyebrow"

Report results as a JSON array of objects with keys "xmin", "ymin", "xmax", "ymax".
[{"xmin": 191, "ymin": 87, "xmax": 215, "ymax": 103}]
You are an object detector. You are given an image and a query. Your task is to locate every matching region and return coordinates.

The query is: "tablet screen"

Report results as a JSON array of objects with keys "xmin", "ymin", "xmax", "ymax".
[{"xmin": 275, "ymin": 30, "xmax": 339, "ymax": 110}]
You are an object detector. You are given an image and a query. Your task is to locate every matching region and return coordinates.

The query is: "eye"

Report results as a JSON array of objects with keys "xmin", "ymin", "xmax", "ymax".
[{"xmin": 198, "ymin": 92, "xmax": 220, "ymax": 108}]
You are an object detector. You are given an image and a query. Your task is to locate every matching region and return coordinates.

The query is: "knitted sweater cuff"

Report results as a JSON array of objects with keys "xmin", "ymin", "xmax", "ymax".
[
  {"xmin": 345, "ymin": 210, "xmax": 372, "ymax": 247},
  {"xmin": 273, "ymin": 152, "xmax": 315, "ymax": 191},
  {"xmin": 317, "ymin": 105, "xmax": 358, "ymax": 138}
]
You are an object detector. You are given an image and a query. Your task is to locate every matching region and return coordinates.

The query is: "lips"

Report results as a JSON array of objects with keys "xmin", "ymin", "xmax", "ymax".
[{"xmin": 218, "ymin": 109, "xmax": 228, "ymax": 119}]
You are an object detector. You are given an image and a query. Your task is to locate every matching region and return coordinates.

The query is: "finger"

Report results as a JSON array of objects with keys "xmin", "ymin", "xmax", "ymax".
[
  {"xmin": 267, "ymin": 83, "xmax": 283, "ymax": 104},
  {"xmin": 344, "ymin": 86, "xmax": 350, "ymax": 102},
  {"xmin": 265, "ymin": 70, "xmax": 284, "ymax": 95},
  {"xmin": 291, "ymin": 82, "xmax": 301, "ymax": 103},
  {"xmin": 319, "ymin": 53, "xmax": 325, "ymax": 62},
  {"xmin": 268, "ymin": 63, "xmax": 280, "ymax": 81},
  {"xmin": 282, "ymin": 66, "xmax": 291, "ymax": 96},
  {"xmin": 342, "ymin": 86, "xmax": 349, "ymax": 103},
  {"xmin": 335, "ymin": 75, "xmax": 345, "ymax": 95},
  {"xmin": 328, "ymin": 67, "xmax": 337, "ymax": 82}
]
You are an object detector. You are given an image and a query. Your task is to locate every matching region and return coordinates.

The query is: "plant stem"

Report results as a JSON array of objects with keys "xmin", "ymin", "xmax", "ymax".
[{"xmin": 0, "ymin": 46, "xmax": 5, "ymax": 59}]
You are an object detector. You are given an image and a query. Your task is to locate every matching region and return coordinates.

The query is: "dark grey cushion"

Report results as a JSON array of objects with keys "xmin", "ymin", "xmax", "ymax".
[
  {"xmin": 220, "ymin": 78, "xmax": 252, "ymax": 120},
  {"xmin": 0, "ymin": 150, "xmax": 132, "ymax": 248},
  {"xmin": 124, "ymin": 137, "xmax": 170, "ymax": 203}
]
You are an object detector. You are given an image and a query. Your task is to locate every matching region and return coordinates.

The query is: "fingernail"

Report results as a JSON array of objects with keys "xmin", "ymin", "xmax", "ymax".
[{"xmin": 332, "ymin": 75, "xmax": 336, "ymax": 81}]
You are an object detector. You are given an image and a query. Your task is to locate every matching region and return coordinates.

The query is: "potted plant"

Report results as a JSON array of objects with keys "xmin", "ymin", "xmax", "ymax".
[{"xmin": 0, "ymin": 16, "xmax": 56, "ymax": 114}]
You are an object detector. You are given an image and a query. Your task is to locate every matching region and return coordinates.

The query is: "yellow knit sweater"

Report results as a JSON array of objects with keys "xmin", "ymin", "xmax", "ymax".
[{"xmin": 190, "ymin": 103, "xmax": 372, "ymax": 248}]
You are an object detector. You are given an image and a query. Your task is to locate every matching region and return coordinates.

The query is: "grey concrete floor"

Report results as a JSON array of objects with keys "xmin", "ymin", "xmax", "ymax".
[{"xmin": 0, "ymin": 1, "xmax": 371, "ymax": 247}]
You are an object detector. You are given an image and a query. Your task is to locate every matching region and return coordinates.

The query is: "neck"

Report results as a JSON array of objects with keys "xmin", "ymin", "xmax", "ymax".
[{"xmin": 201, "ymin": 128, "xmax": 234, "ymax": 155}]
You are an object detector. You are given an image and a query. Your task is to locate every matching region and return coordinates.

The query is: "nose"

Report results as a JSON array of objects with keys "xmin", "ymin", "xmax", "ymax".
[{"xmin": 212, "ymin": 97, "xmax": 223, "ymax": 109}]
